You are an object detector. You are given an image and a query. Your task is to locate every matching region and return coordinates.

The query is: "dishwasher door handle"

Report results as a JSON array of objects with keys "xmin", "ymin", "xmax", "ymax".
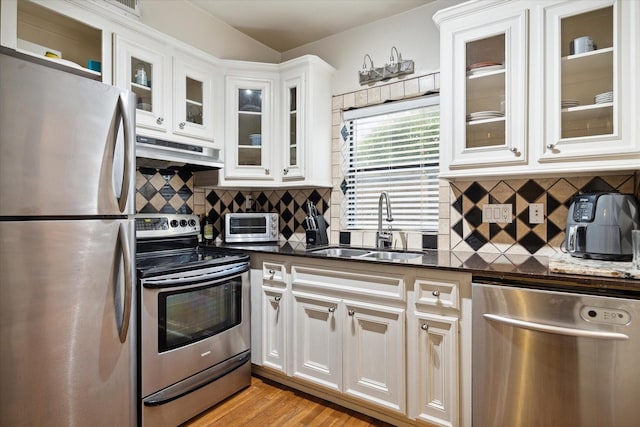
[{"xmin": 483, "ymin": 313, "xmax": 629, "ymax": 340}]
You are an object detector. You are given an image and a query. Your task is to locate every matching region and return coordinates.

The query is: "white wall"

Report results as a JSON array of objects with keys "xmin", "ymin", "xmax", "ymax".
[
  {"xmin": 281, "ymin": 0, "xmax": 463, "ymax": 95},
  {"xmin": 139, "ymin": 0, "xmax": 280, "ymax": 63}
]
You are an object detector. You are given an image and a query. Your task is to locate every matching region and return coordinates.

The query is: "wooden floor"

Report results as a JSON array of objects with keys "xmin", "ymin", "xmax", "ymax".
[{"xmin": 182, "ymin": 375, "xmax": 395, "ymax": 427}]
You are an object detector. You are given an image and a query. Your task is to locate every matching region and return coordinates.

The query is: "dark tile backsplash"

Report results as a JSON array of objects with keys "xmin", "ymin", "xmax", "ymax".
[
  {"xmin": 448, "ymin": 174, "xmax": 638, "ymax": 255},
  {"xmin": 135, "ymin": 167, "xmax": 194, "ymax": 214},
  {"xmin": 135, "ymin": 165, "xmax": 638, "ymax": 254},
  {"xmin": 203, "ymin": 188, "xmax": 331, "ymax": 242}
]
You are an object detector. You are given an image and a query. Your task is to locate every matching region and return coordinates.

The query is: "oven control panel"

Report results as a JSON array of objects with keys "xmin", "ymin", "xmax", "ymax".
[{"xmin": 135, "ymin": 213, "xmax": 200, "ymax": 239}]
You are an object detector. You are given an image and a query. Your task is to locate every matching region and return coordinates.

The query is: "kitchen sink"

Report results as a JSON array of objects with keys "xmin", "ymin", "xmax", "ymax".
[
  {"xmin": 310, "ymin": 247, "xmax": 371, "ymax": 257},
  {"xmin": 310, "ymin": 247, "xmax": 424, "ymax": 261},
  {"xmin": 362, "ymin": 251, "xmax": 424, "ymax": 260}
]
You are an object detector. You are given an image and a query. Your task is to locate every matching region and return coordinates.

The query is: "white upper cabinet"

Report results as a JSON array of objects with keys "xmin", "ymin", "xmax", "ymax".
[
  {"xmin": 1, "ymin": 0, "xmax": 109, "ymax": 81},
  {"xmin": 115, "ymin": 34, "xmax": 167, "ymax": 133},
  {"xmin": 219, "ymin": 56, "xmax": 334, "ymax": 188},
  {"xmin": 173, "ymin": 50, "xmax": 216, "ymax": 141},
  {"xmin": 535, "ymin": 0, "xmax": 639, "ymax": 166},
  {"xmin": 114, "ymin": 33, "xmax": 220, "ymax": 147},
  {"xmin": 438, "ymin": 2, "xmax": 529, "ymax": 171},
  {"xmin": 434, "ymin": 0, "xmax": 640, "ymax": 178},
  {"xmin": 224, "ymin": 73, "xmax": 276, "ymax": 181}
]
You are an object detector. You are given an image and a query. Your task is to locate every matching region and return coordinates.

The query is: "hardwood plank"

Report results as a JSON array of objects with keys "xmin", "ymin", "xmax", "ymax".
[{"xmin": 181, "ymin": 376, "xmax": 395, "ymax": 427}]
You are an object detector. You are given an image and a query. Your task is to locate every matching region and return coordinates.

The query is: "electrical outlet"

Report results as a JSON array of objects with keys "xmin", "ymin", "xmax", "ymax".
[
  {"xmin": 482, "ymin": 204, "xmax": 513, "ymax": 223},
  {"xmin": 529, "ymin": 203, "xmax": 544, "ymax": 224},
  {"xmin": 245, "ymin": 195, "xmax": 252, "ymax": 209}
]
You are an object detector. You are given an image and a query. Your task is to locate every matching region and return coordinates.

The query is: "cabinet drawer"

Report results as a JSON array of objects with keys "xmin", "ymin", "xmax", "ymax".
[
  {"xmin": 263, "ymin": 262, "xmax": 286, "ymax": 285},
  {"xmin": 415, "ymin": 277, "xmax": 460, "ymax": 310},
  {"xmin": 291, "ymin": 264, "xmax": 405, "ymax": 301}
]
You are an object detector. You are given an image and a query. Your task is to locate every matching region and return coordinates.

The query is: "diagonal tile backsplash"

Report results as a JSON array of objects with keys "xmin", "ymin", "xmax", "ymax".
[{"xmin": 445, "ymin": 174, "xmax": 638, "ymax": 256}]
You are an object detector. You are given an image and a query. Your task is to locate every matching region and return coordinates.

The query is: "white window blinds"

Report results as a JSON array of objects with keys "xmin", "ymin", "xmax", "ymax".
[{"xmin": 342, "ymin": 95, "xmax": 440, "ymax": 231}]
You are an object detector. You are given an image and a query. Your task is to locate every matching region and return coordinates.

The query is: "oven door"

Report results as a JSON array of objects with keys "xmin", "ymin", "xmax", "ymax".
[{"xmin": 140, "ymin": 262, "xmax": 250, "ymax": 399}]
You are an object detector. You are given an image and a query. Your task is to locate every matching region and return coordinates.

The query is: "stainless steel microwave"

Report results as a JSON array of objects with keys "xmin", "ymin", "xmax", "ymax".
[{"xmin": 224, "ymin": 213, "xmax": 279, "ymax": 243}]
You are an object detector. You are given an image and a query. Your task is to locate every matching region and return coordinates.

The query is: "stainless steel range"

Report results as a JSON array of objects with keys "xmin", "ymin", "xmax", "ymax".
[{"xmin": 135, "ymin": 213, "xmax": 251, "ymax": 427}]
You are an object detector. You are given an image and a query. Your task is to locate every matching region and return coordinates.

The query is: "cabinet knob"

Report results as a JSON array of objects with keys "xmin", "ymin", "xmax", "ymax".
[
  {"xmin": 348, "ymin": 310, "xmax": 355, "ymax": 316},
  {"xmin": 274, "ymin": 296, "xmax": 281, "ymax": 303},
  {"xmin": 268, "ymin": 269, "xmax": 275, "ymax": 280},
  {"xmin": 156, "ymin": 117, "xmax": 164, "ymax": 125},
  {"xmin": 546, "ymin": 144, "xmax": 555, "ymax": 150},
  {"xmin": 265, "ymin": 168, "xmax": 270, "ymax": 175},
  {"xmin": 421, "ymin": 324, "xmax": 429, "ymax": 331},
  {"xmin": 328, "ymin": 307, "xmax": 336, "ymax": 313},
  {"xmin": 432, "ymin": 290, "xmax": 440, "ymax": 297},
  {"xmin": 510, "ymin": 147, "xmax": 520, "ymax": 156},
  {"xmin": 283, "ymin": 168, "xmax": 289, "ymax": 175},
  {"xmin": 179, "ymin": 122, "xmax": 185, "ymax": 129}
]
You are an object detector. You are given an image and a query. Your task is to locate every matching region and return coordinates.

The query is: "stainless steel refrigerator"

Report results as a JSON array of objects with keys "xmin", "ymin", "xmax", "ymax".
[{"xmin": 0, "ymin": 50, "xmax": 136, "ymax": 426}]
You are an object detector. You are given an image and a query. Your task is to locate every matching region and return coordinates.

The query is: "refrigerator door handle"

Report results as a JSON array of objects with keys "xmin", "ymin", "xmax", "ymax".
[
  {"xmin": 117, "ymin": 92, "xmax": 134, "ymax": 214},
  {"xmin": 117, "ymin": 222, "xmax": 133, "ymax": 343}
]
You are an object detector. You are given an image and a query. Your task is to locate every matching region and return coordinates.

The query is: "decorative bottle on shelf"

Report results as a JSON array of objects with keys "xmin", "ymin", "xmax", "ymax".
[{"xmin": 202, "ymin": 215, "xmax": 214, "ymax": 244}]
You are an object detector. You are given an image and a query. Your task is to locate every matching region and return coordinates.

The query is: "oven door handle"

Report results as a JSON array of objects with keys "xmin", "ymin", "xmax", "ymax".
[
  {"xmin": 142, "ymin": 263, "xmax": 249, "ymax": 289},
  {"xmin": 143, "ymin": 350, "xmax": 251, "ymax": 406}
]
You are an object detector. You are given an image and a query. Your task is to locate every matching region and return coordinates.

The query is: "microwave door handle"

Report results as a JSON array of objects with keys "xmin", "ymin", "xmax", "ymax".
[
  {"xmin": 483, "ymin": 314, "xmax": 629, "ymax": 340},
  {"xmin": 116, "ymin": 222, "xmax": 133, "ymax": 343}
]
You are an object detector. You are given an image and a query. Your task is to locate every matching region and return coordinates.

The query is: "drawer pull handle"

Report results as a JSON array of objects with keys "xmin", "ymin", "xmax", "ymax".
[
  {"xmin": 274, "ymin": 296, "xmax": 281, "ymax": 303},
  {"xmin": 348, "ymin": 310, "xmax": 355, "ymax": 316},
  {"xmin": 268, "ymin": 269, "xmax": 275, "ymax": 280},
  {"xmin": 156, "ymin": 117, "xmax": 164, "ymax": 125},
  {"xmin": 179, "ymin": 122, "xmax": 185, "ymax": 129},
  {"xmin": 421, "ymin": 324, "xmax": 429, "ymax": 331},
  {"xmin": 432, "ymin": 290, "xmax": 440, "ymax": 297},
  {"xmin": 546, "ymin": 143, "xmax": 555, "ymax": 150},
  {"xmin": 328, "ymin": 307, "xmax": 336, "ymax": 313}
]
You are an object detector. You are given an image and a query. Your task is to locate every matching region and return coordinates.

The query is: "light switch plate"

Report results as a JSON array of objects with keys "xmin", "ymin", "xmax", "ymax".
[{"xmin": 482, "ymin": 204, "xmax": 513, "ymax": 223}]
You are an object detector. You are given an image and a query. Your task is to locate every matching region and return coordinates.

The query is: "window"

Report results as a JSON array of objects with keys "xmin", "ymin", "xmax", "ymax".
[{"xmin": 342, "ymin": 96, "xmax": 440, "ymax": 231}]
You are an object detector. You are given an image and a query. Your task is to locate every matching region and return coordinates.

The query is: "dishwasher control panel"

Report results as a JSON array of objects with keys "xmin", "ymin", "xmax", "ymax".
[{"xmin": 580, "ymin": 305, "xmax": 630, "ymax": 325}]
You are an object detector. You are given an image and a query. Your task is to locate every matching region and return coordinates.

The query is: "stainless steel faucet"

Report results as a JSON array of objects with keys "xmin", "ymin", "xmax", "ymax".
[{"xmin": 376, "ymin": 192, "xmax": 393, "ymax": 248}]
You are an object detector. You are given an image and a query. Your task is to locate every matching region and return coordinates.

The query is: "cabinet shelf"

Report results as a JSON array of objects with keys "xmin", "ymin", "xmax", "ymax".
[
  {"xmin": 186, "ymin": 99, "xmax": 203, "ymax": 107},
  {"xmin": 466, "ymin": 116, "xmax": 505, "ymax": 126},
  {"xmin": 131, "ymin": 82, "xmax": 151, "ymax": 91}
]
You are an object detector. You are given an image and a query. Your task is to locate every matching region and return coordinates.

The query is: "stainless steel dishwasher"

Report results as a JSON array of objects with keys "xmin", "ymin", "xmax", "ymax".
[{"xmin": 473, "ymin": 282, "xmax": 640, "ymax": 427}]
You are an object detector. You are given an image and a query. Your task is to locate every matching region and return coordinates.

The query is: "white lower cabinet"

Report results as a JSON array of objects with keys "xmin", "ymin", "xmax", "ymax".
[
  {"xmin": 291, "ymin": 292, "xmax": 405, "ymax": 411},
  {"xmin": 291, "ymin": 291, "xmax": 342, "ymax": 391},
  {"xmin": 409, "ymin": 312, "xmax": 459, "ymax": 427},
  {"xmin": 259, "ymin": 262, "xmax": 288, "ymax": 373},
  {"xmin": 250, "ymin": 255, "xmax": 471, "ymax": 426}
]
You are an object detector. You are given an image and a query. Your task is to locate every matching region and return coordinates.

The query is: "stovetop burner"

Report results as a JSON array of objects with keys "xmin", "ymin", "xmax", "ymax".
[{"xmin": 134, "ymin": 213, "xmax": 248, "ymax": 278}]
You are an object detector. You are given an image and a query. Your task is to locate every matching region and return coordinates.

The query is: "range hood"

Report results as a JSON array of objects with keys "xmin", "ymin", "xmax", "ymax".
[{"xmin": 136, "ymin": 135, "xmax": 223, "ymax": 169}]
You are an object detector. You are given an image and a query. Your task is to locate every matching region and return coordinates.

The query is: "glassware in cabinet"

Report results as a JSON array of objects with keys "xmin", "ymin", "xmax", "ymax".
[
  {"xmin": 131, "ymin": 58, "xmax": 153, "ymax": 112},
  {"xmin": 237, "ymin": 88, "xmax": 263, "ymax": 166}
]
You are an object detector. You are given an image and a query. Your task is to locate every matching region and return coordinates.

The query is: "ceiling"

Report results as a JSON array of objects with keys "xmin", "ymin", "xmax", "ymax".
[{"xmin": 189, "ymin": 0, "xmax": 434, "ymax": 52}]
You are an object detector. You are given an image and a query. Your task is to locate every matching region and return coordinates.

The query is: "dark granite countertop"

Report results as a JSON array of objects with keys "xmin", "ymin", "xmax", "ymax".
[{"xmin": 206, "ymin": 241, "xmax": 640, "ymax": 297}]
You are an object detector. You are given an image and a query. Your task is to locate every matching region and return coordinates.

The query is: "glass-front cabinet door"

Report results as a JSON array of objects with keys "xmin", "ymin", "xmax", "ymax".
[
  {"xmin": 539, "ymin": 0, "xmax": 637, "ymax": 162},
  {"xmin": 173, "ymin": 52, "xmax": 215, "ymax": 142},
  {"xmin": 225, "ymin": 76, "xmax": 273, "ymax": 180},
  {"xmin": 282, "ymin": 74, "xmax": 304, "ymax": 181},
  {"xmin": 444, "ymin": 4, "xmax": 528, "ymax": 170},
  {"xmin": 114, "ymin": 34, "xmax": 167, "ymax": 133}
]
